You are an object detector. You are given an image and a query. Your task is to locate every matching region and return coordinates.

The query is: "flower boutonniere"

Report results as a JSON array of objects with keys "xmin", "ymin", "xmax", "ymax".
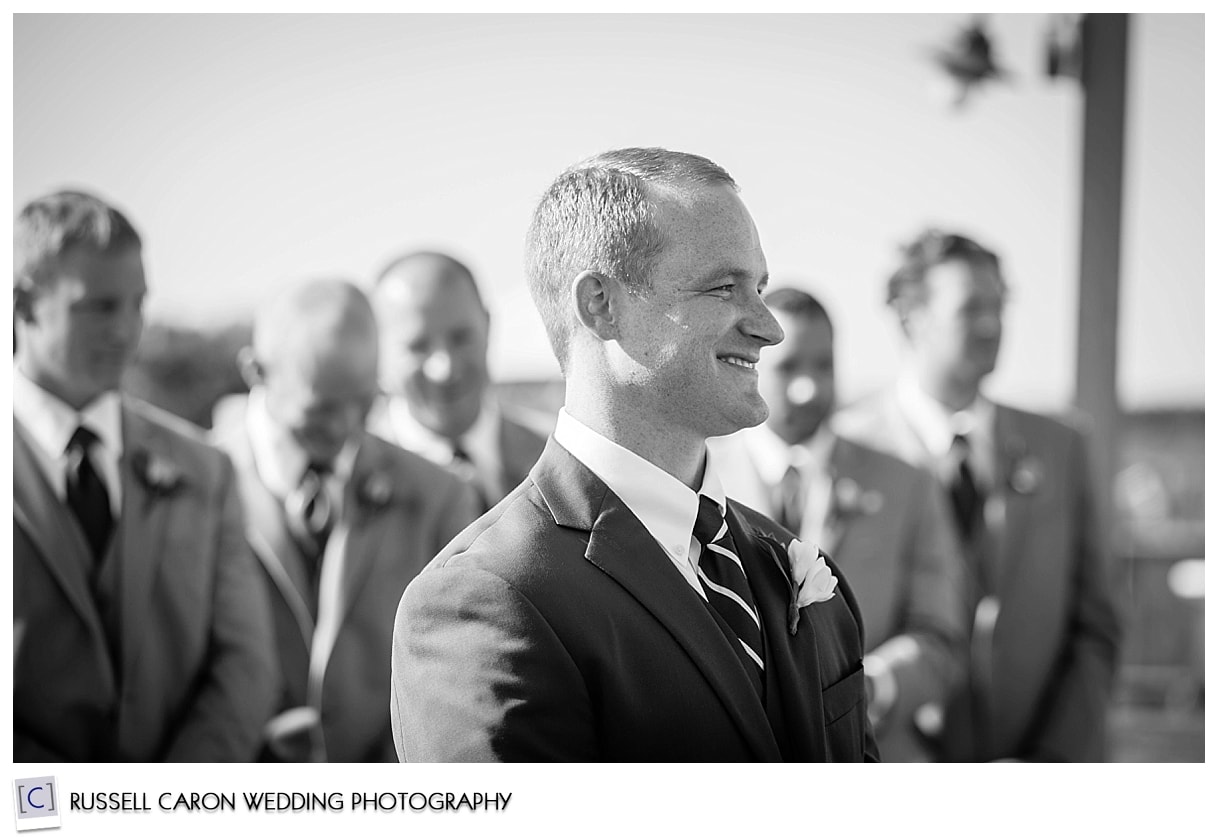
[
  {"xmin": 1006, "ymin": 455, "xmax": 1044, "ymax": 496},
  {"xmin": 831, "ymin": 477, "xmax": 885, "ymax": 519},
  {"xmin": 357, "ymin": 471, "xmax": 394, "ymax": 510},
  {"xmin": 784, "ymin": 537, "xmax": 839, "ymax": 635},
  {"xmin": 131, "ymin": 449, "xmax": 184, "ymax": 497}
]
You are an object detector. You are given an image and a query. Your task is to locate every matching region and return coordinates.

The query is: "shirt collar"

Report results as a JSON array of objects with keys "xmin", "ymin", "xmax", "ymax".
[
  {"xmin": 13, "ymin": 366, "xmax": 123, "ymax": 460},
  {"xmin": 245, "ymin": 386, "xmax": 359, "ymax": 499},
  {"xmin": 553, "ymin": 408, "xmax": 726, "ymax": 561},
  {"xmin": 387, "ymin": 393, "xmax": 501, "ymax": 465},
  {"xmin": 897, "ymin": 372, "xmax": 995, "ymax": 459},
  {"xmin": 744, "ymin": 420, "xmax": 837, "ymax": 484}
]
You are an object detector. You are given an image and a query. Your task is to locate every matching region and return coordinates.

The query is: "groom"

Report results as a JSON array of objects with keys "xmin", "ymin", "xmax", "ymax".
[{"xmin": 390, "ymin": 147, "xmax": 879, "ymax": 761}]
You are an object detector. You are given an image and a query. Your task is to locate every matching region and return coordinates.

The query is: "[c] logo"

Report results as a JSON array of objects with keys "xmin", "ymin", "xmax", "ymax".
[{"xmin": 12, "ymin": 777, "xmax": 60, "ymax": 832}]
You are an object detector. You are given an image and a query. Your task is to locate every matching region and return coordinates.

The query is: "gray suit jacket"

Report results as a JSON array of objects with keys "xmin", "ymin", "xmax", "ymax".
[
  {"xmin": 712, "ymin": 432, "xmax": 968, "ymax": 761},
  {"xmin": 212, "ymin": 401, "xmax": 478, "ymax": 762},
  {"xmin": 366, "ymin": 396, "xmax": 548, "ymax": 507},
  {"xmin": 835, "ymin": 389, "xmax": 1122, "ymax": 761},
  {"xmin": 14, "ymin": 397, "xmax": 278, "ymax": 761}
]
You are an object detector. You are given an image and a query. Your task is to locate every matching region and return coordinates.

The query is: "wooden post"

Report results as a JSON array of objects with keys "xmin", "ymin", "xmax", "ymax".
[{"xmin": 1075, "ymin": 13, "xmax": 1129, "ymax": 551}]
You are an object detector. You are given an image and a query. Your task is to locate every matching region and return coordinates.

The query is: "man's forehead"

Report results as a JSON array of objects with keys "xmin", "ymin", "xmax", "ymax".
[{"xmin": 926, "ymin": 258, "xmax": 1004, "ymax": 294}]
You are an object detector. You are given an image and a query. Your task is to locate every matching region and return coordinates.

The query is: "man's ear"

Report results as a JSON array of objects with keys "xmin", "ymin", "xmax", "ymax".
[
  {"xmin": 13, "ymin": 285, "xmax": 35, "ymax": 323},
  {"xmin": 571, "ymin": 270, "xmax": 620, "ymax": 343},
  {"xmin": 236, "ymin": 346, "xmax": 265, "ymax": 389}
]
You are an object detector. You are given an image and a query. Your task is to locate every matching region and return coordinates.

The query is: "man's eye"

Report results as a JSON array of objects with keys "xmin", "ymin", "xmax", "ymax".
[{"xmin": 708, "ymin": 284, "xmax": 734, "ymax": 297}]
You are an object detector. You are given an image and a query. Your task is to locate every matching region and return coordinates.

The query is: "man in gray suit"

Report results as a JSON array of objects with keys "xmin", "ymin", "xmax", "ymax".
[
  {"xmin": 713, "ymin": 287, "xmax": 968, "ymax": 761},
  {"xmin": 13, "ymin": 189, "xmax": 276, "ymax": 761},
  {"xmin": 835, "ymin": 229, "xmax": 1122, "ymax": 761},
  {"xmin": 212, "ymin": 279, "xmax": 478, "ymax": 761},
  {"xmin": 368, "ymin": 251, "xmax": 547, "ymax": 511}
]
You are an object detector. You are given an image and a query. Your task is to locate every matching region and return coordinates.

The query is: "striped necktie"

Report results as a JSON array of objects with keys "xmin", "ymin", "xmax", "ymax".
[
  {"xmin": 285, "ymin": 463, "xmax": 334, "ymax": 566},
  {"xmin": 693, "ymin": 495, "xmax": 765, "ymax": 696}
]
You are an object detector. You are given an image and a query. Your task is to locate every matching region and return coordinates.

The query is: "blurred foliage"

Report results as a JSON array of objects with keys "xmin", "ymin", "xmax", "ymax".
[{"xmin": 124, "ymin": 320, "xmax": 252, "ymax": 430}]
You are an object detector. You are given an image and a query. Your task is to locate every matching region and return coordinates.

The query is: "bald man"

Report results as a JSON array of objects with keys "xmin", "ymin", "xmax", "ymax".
[
  {"xmin": 368, "ymin": 251, "xmax": 548, "ymax": 511},
  {"xmin": 211, "ymin": 279, "xmax": 478, "ymax": 762}
]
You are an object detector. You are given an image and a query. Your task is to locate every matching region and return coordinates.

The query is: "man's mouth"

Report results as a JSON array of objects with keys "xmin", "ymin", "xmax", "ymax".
[{"xmin": 718, "ymin": 354, "xmax": 758, "ymax": 371}]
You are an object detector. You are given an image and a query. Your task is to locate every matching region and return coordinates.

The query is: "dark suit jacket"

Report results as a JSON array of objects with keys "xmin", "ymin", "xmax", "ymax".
[
  {"xmin": 713, "ymin": 432, "xmax": 968, "ymax": 761},
  {"xmin": 836, "ymin": 390, "xmax": 1122, "ymax": 761},
  {"xmin": 390, "ymin": 438, "xmax": 880, "ymax": 762},
  {"xmin": 14, "ymin": 398, "xmax": 277, "ymax": 762},
  {"xmin": 213, "ymin": 407, "xmax": 478, "ymax": 762}
]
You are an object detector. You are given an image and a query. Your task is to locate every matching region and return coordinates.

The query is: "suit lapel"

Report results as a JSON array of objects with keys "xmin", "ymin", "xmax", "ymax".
[
  {"xmin": 309, "ymin": 436, "xmax": 395, "ymax": 698},
  {"xmin": 223, "ymin": 427, "xmax": 316, "ymax": 643},
  {"xmin": 116, "ymin": 405, "xmax": 175, "ymax": 684},
  {"xmin": 992, "ymin": 406, "xmax": 1030, "ymax": 594},
  {"xmin": 12, "ymin": 424, "xmax": 113, "ymax": 664},
  {"xmin": 533, "ymin": 440, "xmax": 782, "ymax": 761},
  {"xmin": 728, "ymin": 505, "xmax": 829, "ymax": 762}
]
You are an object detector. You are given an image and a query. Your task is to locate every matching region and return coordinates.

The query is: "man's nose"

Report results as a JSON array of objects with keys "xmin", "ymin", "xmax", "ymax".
[
  {"xmin": 744, "ymin": 294, "xmax": 784, "ymax": 347},
  {"xmin": 422, "ymin": 350, "xmax": 455, "ymax": 383}
]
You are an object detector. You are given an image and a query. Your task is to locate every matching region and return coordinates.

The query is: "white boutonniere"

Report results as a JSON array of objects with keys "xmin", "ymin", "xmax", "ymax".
[
  {"xmin": 1007, "ymin": 455, "xmax": 1044, "ymax": 495},
  {"xmin": 785, "ymin": 537, "xmax": 838, "ymax": 635},
  {"xmin": 358, "ymin": 471, "xmax": 393, "ymax": 509},
  {"xmin": 131, "ymin": 449, "xmax": 184, "ymax": 497},
  {"xmin": 832, "ymin": 477, "xmax": 885, "ymax": 518}
]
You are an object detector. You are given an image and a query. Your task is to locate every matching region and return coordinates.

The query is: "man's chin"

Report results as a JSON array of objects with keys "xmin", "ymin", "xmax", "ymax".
[{"xmin": 707, "ymin": 398, "xmax": 769, "ymax": 438}]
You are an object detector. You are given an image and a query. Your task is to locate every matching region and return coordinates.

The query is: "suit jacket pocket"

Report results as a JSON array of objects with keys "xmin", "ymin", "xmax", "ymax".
[
  {"xmin": 823, "ymin": 664, "xmax": 867, "ymax": 761},
  {"xmin": 822, "ymin": 665, "xmax": 864, "ymax": 724}
]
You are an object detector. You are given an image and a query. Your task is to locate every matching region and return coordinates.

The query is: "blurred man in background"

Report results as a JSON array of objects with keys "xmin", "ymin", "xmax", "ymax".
[
  {"xmin": 369, "ymin": 251, "xmax": 547, "ymax": 512},
  {"xmin": 13, "ymin": 189, "xmax": 276, "ymax": 761},
  {"xmin": 836, "ymin": 229, "xmax": 1122, "ymax": 761},
  {"xmin": 713, "ymin": 287, "xmax": 968, "ymax": 761},
  {"xmin": 212, "ymin": 278, "xmax": 477, "ymax": 761}
]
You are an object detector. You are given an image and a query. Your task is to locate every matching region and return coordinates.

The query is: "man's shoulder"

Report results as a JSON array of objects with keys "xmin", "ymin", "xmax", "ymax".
[
  {"xmin": 423, "ymin": 476, "xmax": 582, "ymax": 583},
  {"xmin": 123, "ymin": 396, "xmax": 232, "ymax": 480},
  {"xmin": 360, "ymin": 429, "xmax": 464, "ymax": 487},
  {"xmin": 832, "ymin": 387, "xmax": 902, "ymax": 444},
  {"xmin": 834, "ymin": 435, "xmax": 932, "ymax": 492},
  {"xmin": 995, "ymin": 401, "xmax": 1088, "ymax": 445}
]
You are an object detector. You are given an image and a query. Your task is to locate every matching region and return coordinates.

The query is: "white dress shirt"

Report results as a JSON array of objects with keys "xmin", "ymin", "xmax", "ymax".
[
  {"xmin": 385, "ymin": 395, "xmax": 505, "ymax": 503},
  {"xmin": 13, "ymin": 367, "xmax": 123, "ymax": 515},
  {"xmin": 245, "ymin": 386, "xmax": 358, "ymax": 513},
  {"xmin": 742, "ymin": 421, "xmax": 837, "ymax": 545},
  {"xmin": 896, "ymin": 373, "xmax": 997, "ymax": 490},
  {"xmin": 553, "ymin": 408, "xmax": 732, "ymax": 601}
]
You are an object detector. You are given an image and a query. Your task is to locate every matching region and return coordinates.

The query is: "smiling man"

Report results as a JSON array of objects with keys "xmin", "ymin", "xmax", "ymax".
[
  {"xmin": 368, "ymin": 252, "xmax": 546, "ymax": 512},
  {"xmin": 390, "ymin": 148, "xmax": 878, "ymax": 762}
]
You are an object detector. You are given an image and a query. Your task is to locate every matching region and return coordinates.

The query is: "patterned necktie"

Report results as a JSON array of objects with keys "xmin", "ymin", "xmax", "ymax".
[
  {"xmin": 65, "ymin": 425, "xmax": 113, "ymax": 562},
  {"xmin": 775, "ymin": 463, "xmax": 804, "ymax": 535},
  {"xmin": 949, "ymin": 433, "xmax": 984, "ymax": 539},
  {"xmin": 692, "ymin": 495, "xmax": 765, "ymax": 696},
  {"xmin": 285, "ymin": 463, "xmax": 334, "ymax": 566},
  {"xmin": 451, "ymin": 441, "xmax": 489, "ymax": 513}
]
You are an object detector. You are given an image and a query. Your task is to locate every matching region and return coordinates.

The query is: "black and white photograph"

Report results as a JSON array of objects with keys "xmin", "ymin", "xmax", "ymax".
[{"xmin": 7, "ymin": 9, "xmax": 1208, "ymax": 834}]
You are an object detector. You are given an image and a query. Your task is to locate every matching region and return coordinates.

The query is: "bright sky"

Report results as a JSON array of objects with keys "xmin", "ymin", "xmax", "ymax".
[{"xmin": 13, "ymin": 13, "xmax": 1204, "ymax": 410}]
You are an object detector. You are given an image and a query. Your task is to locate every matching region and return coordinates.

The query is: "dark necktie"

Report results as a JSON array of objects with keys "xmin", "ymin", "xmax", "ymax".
[
  {"xmin": 693, "ymin": 495, "xmax": 765, "ymax": 697},
  {"xmin": 66, "ymin": 425, "xmax": 113, "ymax": 562},
  {"xmin": 285, "ymin": 463, "xmax": 334, "ymax": 568},
  {"xmin": 775, "ymin": 463, "xmax": 804, "ymax": 535},
  {"xmin": 949, "ymin": 433, "xmax": 984, "ymax": 540},
  {"xmin": 451, "ymin": 441, "xmax": 489, "ymax": 513}
]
